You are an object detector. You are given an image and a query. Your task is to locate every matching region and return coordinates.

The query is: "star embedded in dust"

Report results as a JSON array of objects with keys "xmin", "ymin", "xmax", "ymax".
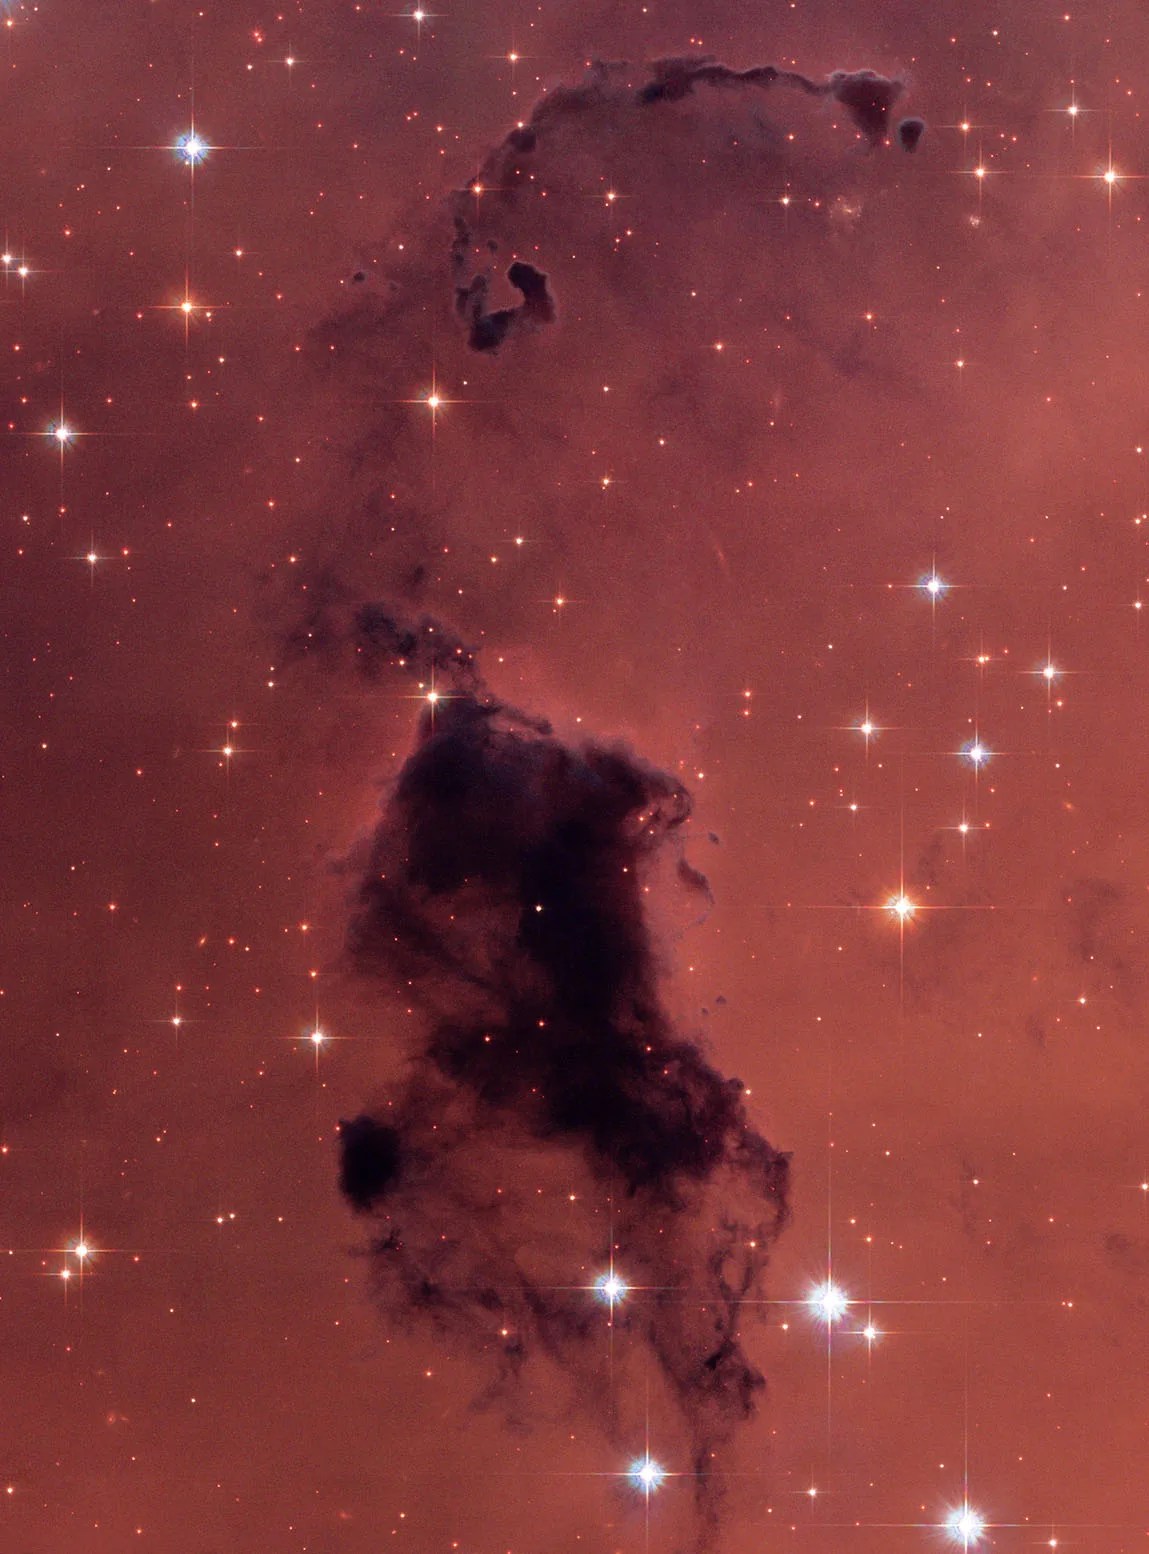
[
  {"xmin": 807, "ymin": 1281, "xmax": 850, "ymax": 1322},
  {"xmin": 628, "ymin": 1457, "xmax": 665, "ymax": 1494},
  {"xmin": 72, "ymin": 1241, "xmax": 91, "ymax": 1262},
  {"xmin": 49, "ymin": 423, "xmax": 73, "ymax": 447},
  {"xmin": 594, "ymin": 1270, "xmax": 628, "ymax": 1305},
  {"xmin": 962, "ymin": 739, "xmax": 990, "ymax": 768},
  {"xmin": 887, "ymin": 893, "xmax": 915, "ymax": 921},
  {"xmin": 921, "ymin": 571, "xmax": 947, "ymax": 599},
  {"xmin": 945, "ymin": 1505, "xmax": 986, "ymax": 1546},
  {"xmin": 176, "ymin": 132, "xmax": 209, "ymax": 165},
  {"xmin": 309, "ymin": 1029, "xmax": 326, "ymax": 1048}
]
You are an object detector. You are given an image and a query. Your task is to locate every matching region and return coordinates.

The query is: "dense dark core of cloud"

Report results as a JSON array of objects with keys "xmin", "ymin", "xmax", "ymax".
[
  {"xmin": 454, "ymin": 240, "xmax": 557, "ymax": 352},
  {"xmin": 897, "ymin": 115, "xmax": 926, "ymax": 152},
  {"xmin": 330, "ymin": 611, "xmax": 789, "ymax": 1543}
]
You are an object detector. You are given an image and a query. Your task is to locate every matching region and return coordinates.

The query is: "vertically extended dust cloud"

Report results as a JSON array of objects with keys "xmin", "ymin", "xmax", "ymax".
[{"xmin": 327, "ymin": 609, "xmax": 789, "ymax": 1543}]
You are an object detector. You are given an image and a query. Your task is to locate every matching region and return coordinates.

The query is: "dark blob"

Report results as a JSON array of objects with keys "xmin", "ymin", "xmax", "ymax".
[
  {"xmin": 339, "ymin": 1115, "xmax": 403, "ymax": 1211},
  {"xmin": 455, "ymin": 259, "xmax": 556, "ymax": 352},
  {"xmin": 337, "ymin": 611, "xmax": 789, "ymax": 1547},
  {"xmin": 827, "ymin": 68, "xmax": 904, "ymax": 142},
  {"xmin": 898, "ymin": 115, "xmax": 926, "ymax": 152}
]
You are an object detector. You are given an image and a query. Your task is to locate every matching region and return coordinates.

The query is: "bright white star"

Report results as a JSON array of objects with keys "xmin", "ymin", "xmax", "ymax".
[
  {"xmin": 629, "ymin": 1457, "xmax": 665, "ymax": 1493},
  {"xmin": 807, "ymin": 1281, "xmax": 850, "ymax": 1322},
  {"xmin": 594, "ymin": 1271, "xmax": 628, "ymax": 1305},
  {"xmin": 946, "ymin": 1506, "xmax": 986, "ymax": 1545},
  {"xmin": 177, "ymin": 132, "xmax": 208, "ymax": 164}
]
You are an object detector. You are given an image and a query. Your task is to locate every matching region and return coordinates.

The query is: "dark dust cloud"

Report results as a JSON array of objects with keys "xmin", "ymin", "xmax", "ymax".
[
  {"xmin": 443, "ymin": 58, "xmax": 916, "ymax": 350},
  {"xmin": 317, "ymin": 607, "xmax": 788, "ymax": 1543},
  {"xmin": 14, "ymin": 3, "xmax": 1149, "ymax": 1551}
]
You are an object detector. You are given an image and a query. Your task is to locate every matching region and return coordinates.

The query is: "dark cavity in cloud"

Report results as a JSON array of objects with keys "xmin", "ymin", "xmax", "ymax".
[{"xmin": 330, "ymin": 609, "xmax": 789, "ymax": 1546}]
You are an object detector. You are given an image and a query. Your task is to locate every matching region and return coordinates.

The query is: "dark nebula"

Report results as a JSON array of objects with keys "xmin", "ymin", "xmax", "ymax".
[
  {"xmin": 441, "ymin": 56, "xmax": 916, "ymax": 356},
  {"xmin": 474, "ymin": 56, "xmax": 912, "ymax": 169},
  {"xmin": 454, "ymin": 244, "xmax": 557, "ymax": 352},
  {"xmin": 340, "ymin": 1114, "xmax": 403, "ymax": 1207},
  {"xmin": 897, "ymin": 115, "xmax": 926, "ymax": 151},
  {"xmin": 334, "ymin": 611, "xmax": 789, "ymax": 1542},
  {"xmin": 634, "ymin": 58, "xmax": 906, "ymax": 143}
]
